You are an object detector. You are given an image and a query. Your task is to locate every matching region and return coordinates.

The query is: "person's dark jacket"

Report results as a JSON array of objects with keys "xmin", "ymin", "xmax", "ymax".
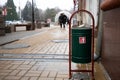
[{"xmin": 59, "ymin": 14, "xmax": 68, "ymax": 24}]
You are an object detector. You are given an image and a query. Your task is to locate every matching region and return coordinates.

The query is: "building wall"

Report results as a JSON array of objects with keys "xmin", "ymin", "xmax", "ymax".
[{"xmin": 101, "ymin": 7, "xmax": 120, "ymax": 80}]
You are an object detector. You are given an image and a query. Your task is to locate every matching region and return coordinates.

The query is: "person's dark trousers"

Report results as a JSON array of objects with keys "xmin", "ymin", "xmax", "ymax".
[
  {"xmin": 63, "ymin": 24, "xmax": 65, "ymax": 28},
  {"xmin": 60, "ymin": 23, "xmax": 62, "ymax": 28}
]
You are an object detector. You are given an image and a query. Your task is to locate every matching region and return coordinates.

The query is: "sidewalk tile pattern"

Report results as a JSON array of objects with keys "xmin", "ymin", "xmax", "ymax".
[{"xmin": 0, "ymin": 27, "xmax": 107, "ymax": 80}]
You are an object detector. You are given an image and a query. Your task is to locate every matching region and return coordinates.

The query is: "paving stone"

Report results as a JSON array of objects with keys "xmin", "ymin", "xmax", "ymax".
[
  {"xmin": 11, "ymin": 61, "xmax": 24, "ymax": 65},
  {"xmin": 30, "ymin": 66, "xmax": 40, "ymax": 71},
  {"xmin": 4, "ymin": 76, "xmax": 21, "ymax": 80},
  {"xmin": 38, "ymin": 78, "xmax": 55, "ymax": 80},
  {"xmin": 37, "ymin": 66, "xmax": 45, "ymax": 71},
  {"xmin": 25, "ymin": 71, "xmax": 41, "ymax": 77},
  {"xmin": 17, "ymin": 65, "xmax": 32, "ymax": 70},
  {"xmin": 63, "ymin": 78, "xmax": 70, "ymax": 80},
  {"xmin": 23, "ymin": 61, "xmax": 31, "ymax": 65},
  {"xmin": 0, "ymin": 70, "xmax": 12, "ymax": 73},
  {"xmin": 55, "ymin": 78, "xmax": 63, "ymax": 80},
  {"xmin": 29, "ymin": 61, "xmax": 36, "ymax": 65},
  {"xmin": 44, "ymin": 66, "xmax": 58, "ymax": 71},
  {"xmin": 0, "ymin": 72, "xmax": 9, "ymax": 76},
  {"xmin": 25, "ymin": 73, "xmax": 40, "ymax": 77},
  {"xmin": 0, "ymin": 76, "xmax": 5, "ymax": 80},
  {"xmin": 20, "ymin": 77, "xmax": 29, "ymax": 80},
  {"xmin": 17, "ymin": 70, "xmax": 27, "ymax": 76},
  {"xmin": 29, "ymin": 77, "xmax": 39, "ymax": 80},
  {"xmin": 40, "ymin": 71, "xmax": 50, "ymax": 77},
  {"xmin": 0, "ymin": 61, "xmax": 12, "ymax": 64},
  {"xmin": 48, "ymin": 71, "xmax": 57, "ymax": 78},
  {"xmin": 3, "ymin": 64, "xmax": 13, "ymax": 69},
  {"xmin": 0, "ymin": 64, "xmax": 8, "ymax": 68},
  {"xmin": 35, "ymin": 62, "xmax": 47, "ymax": 66},
  {"xmin": 9, "ymin": 70, "xmax": 20, "ymax": 76},
  {"xmin": 56, "ymin": 74, "xmax": 68, "ymax": 78},
  {"xmin": 10, "ymin": 64, "xmax": 20, "ymax": 69}
]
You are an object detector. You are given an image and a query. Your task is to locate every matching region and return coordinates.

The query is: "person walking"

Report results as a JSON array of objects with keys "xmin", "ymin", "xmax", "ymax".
[{"xmin": 58, "ymin": 13, "xmax": 68, "ymax": 29}]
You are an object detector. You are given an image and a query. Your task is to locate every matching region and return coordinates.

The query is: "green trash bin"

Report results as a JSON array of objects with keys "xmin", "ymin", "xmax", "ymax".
[{"xmin": 72, "ymin": 27, "xmax": 92, "ymax": 63}]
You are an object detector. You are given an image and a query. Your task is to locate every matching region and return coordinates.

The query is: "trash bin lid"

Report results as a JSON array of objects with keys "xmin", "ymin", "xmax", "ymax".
[{"xmin": 72, "ymin": 27, "xmax": 92, "ymax": 34}]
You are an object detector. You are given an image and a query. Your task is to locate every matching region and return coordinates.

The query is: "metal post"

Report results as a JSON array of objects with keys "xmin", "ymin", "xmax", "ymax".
[{"xmin": 32, "ymin": 0, "xmax": 35, "ymax": 30}]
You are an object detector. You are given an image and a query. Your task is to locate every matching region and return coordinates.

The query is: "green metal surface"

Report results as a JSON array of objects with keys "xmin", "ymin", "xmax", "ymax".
[{"xmin": 72, "ymin": 27, "xmax": 92, "ymax": 63}]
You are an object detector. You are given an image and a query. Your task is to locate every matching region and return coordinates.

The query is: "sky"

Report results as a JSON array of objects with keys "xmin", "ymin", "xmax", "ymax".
[{"xmin": 0, "ymin": 0, "xmax": 74, "ymax": 11}]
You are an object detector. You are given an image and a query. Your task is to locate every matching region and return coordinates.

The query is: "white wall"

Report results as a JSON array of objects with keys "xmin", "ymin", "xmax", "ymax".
[{"xmin": 85, "ymin": 0, "xmax": 99, "ymax": 27}]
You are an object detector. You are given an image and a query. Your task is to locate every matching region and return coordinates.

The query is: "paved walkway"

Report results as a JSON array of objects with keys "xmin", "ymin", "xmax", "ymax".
[
  {"xmin": 0, "ymin": 27, "xmax": 50, "ymax": 45},
  {"xmin": 0, "ymin": 26, "xmax": 108, "ymax": 80}
]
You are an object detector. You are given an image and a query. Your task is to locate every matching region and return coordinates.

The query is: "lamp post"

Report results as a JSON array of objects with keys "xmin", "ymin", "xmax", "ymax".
[
  {"xmin": 32, "ymin": 0, "xmax": 35, "ymax": 30},
  {"xmin": 19, "ymin": 0, "xmax": 21, "ymax": 20}
]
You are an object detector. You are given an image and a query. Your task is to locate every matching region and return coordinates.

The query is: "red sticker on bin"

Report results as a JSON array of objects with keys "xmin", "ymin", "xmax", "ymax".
[{"xmin": 79, "ymin": 37, "xmax": 86, "ymax": 44}]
